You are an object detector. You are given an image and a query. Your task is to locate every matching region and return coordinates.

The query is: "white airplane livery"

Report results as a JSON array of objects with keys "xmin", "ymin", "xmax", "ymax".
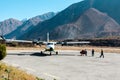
[{"xmin": 42, "ymin": 33, "xmax": 58, "ymax": 55}]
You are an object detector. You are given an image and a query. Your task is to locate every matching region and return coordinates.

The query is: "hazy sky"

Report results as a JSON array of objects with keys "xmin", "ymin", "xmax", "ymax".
[{"xmin": 0, "ymin": 0, "xmax": 83, "ymax": 21}]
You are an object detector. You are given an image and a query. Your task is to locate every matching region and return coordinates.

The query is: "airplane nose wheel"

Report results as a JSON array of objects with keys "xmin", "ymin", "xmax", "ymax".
[{"xmin": 56, "ymin": 51, "xmax": 58, "ymax": 55}]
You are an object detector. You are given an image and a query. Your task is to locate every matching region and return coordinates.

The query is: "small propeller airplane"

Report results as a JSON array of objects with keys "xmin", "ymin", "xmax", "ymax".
[
  {"xmin": 33, "ymin": 33, "xmax": 90, "ymax": 55},
  {"xmin": 40, "ymin": 33, "xmax": 58, "ymax": 55}
]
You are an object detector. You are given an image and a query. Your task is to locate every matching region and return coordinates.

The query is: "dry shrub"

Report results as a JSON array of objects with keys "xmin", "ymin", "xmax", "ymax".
[{"xmin": 0, "ymin": 44, "xmax": 6, "ymax": 60}]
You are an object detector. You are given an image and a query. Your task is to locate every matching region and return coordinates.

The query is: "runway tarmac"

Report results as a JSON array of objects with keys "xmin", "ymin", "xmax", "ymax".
[{"xmin": 3, "ymin": 50, "xmax": 120, "ymax": 80}]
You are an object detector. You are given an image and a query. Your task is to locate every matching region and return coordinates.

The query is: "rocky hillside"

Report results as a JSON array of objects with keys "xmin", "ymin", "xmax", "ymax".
[
  {"xmin": 0, "ymin": 18, "xmax": 22, "ymax": 35},
  {"xmin": 19, "ymin": 0, "xmax": 120, "ymax": 40},
  {"xmin": 19, "ymin": 0, "xmax": 90, "ymax": 40},
  {"xmin": 5, "ymin": 12, "xmax": 56, "ymax": 39},
  {"xmin": 50, "ymin": 8, "xmax": 120, "ymax": 40},
  {"xmin": 92, "ymin": 0, "xmax": 120, "ymax": 24}
]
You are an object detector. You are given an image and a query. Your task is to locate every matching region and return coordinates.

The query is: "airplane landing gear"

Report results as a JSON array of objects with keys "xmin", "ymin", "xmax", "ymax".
[
  {"xmin": 40, "ymin": 51, "xmax": 43, "ymax": 54},
  {"xmin": 50, "ymin": 52, "xmax": 52, "ymax": 55},
  {"xmin": 56, "ymin": 51, "xmax": 58, "ymax": 55}
]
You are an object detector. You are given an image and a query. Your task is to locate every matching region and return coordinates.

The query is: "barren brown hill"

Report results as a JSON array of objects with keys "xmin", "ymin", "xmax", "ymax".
[
  {"xmin": 5, "ymin": 12, "xmax": 56, "ymax": 39},
  {"xmin": 50, "ymin": 8, "xmax": 120, "ymax": 40},
  {"xmin": 0, "ymin": 18, "xmax": 22, "ymax": 35}
]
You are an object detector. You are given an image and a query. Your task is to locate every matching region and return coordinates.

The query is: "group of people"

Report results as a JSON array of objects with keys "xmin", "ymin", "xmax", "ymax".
[{"xmin": 80, "ymin": 49, "xmax": 104, "ymax": 58}]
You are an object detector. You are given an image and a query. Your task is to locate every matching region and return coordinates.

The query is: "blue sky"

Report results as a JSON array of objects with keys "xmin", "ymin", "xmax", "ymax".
[{"xmin": 0, "ymin": 0, "xmax": 83, "ymax": 21}]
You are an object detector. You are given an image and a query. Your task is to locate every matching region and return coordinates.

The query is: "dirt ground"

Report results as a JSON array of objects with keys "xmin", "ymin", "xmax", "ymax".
[
  {"xmin": 5, "ymin": 45, "xmax": 120, "ymax": 80},
  {"xmin": 7, "ymin": 45, "xmax": 120, "ymax": 53},
  {"xmin": 4, "ymin": 49, "xmax": 120, "ymax": 80}
]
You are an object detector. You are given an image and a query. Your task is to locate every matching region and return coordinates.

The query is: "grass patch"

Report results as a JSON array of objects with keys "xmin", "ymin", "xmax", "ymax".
[{"xmin": 0, "ymin": 62, "xmax": 43, "ymax": 80}]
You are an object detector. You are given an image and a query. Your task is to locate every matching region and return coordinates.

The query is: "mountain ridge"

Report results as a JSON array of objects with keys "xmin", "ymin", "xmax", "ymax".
[
  {"xmin": 50, "ymin": 8, "xmax": 120, "ymax": 40},
  {"xmin": 4, "ymin": 0, "xmax": 120, "ymax": 40},
  {"xmin": 5, "ymin": 12, "xmax": 56, "ymax": 39},
  {"xmin": 19, "ymin": 0, "xmax": 120, "ymax": 40},
  {"xmin": 0, "ymin": 18, "xmax": 23, "ymax": 35}
]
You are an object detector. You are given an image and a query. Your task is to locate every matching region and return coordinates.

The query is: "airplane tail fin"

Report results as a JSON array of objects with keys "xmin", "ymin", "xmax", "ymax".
[{"xmin": 47, "ymin": 32, "xmax": 49, "ymax": 42}]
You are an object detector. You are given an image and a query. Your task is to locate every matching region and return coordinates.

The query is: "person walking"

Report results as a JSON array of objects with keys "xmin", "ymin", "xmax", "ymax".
[
  {"xmin": 100, "ymin": 49, "xmax": 104, "ymax": 58},
  {"xmin": 92, "ymin": 49, "xmax": 94, "ymax": 57},
  {"xmin": 85, "ymin": 49, "xmax": 87, "ymax": 56}
]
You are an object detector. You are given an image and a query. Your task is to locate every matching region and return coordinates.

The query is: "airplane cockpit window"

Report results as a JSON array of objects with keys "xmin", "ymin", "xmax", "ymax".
[{"xmin": 47, "ymin": 43, "xmax": 53, "ymax": 45}]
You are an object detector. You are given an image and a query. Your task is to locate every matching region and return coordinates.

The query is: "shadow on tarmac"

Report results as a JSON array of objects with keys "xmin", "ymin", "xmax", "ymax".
[
  {"xmin": 30, "ymin": 52, "xmax": 77, "ymax": 57},
  {"xmin": 7, "ymin": 52, "xmax": 49, "ymax": 57},
  {"xmin": 30, "ymin": 52, "xmax": 49, "ymax": 56},
  {"xmin": 7, "ymin": 52, "xmax": 78, "ymax": 57}
]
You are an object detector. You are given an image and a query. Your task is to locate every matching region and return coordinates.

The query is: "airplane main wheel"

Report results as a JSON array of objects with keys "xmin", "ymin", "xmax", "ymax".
[
  {"xmin": 56, "ymin": 51, "xmax": 58, "ymax": 55},
  {"xmin": 40, "ymin": 51, "xmax": 43, "ymax": 54},
  {"xmin": 50, "ymin": 52, "xmax": 52, "ymax": 55}
]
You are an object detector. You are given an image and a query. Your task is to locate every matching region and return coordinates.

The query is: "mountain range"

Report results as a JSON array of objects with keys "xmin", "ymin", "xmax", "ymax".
[
  {"xmin": 0, "ymin": 18, "xmax": 22, "ymax": 35},
  {"xmin": 50, "ymin": 8, "xmax": 120, "ymax": 40},
  {"xmin": 3, "ymin": 0, "xmax": 120, "ymax": 40},
  {"xmin": 4, "ymin": 12, "xmax": 56, "ymax": 39}
]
